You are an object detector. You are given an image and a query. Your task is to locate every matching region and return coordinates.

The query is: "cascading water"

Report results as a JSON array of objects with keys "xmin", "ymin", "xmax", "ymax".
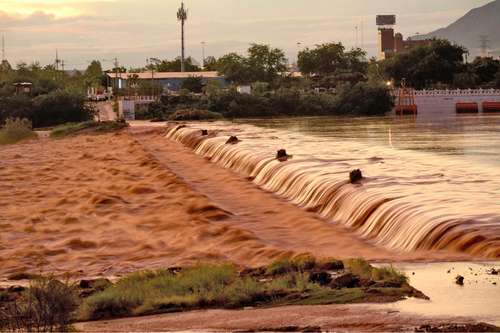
[{"xmin": 165, "ymin": 122, "xmax": 500, "ymax": 258}]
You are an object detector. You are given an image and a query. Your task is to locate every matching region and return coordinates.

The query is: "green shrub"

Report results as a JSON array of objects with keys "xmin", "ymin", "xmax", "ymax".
[
  {"xmin": 181, "ymin": 76, "xmax": 204, "ymax": 93},
  {"xmin": 0, "ymin": 95, "xmax": 34, "ymax": 125},
  {"xmin": 333, "ymin": 82, "xmax": 394, "ymax": 116},
  {"xmin": 265, "ymin": 258, "xmax": 295, "ymax": 276},
  {"xmin": 32, "ymin": 90, "xmax": 94, "ymax": 128},
  {"xmin": 0, "ymin": 276, "xmax": 79, "ymax": 332},
  {"xmin": 266, "ymin": 254, "xmax": 316, "ymax": 276},
  {"xmin": 0, "ymin": 117, "xmax": 36, "ymax": 145},
  {"xmin": 344, "ymin": 259, "xmax": 407, "ymax": 284},
  {"xmin": 169, "ymin": 108, "xmax": 222, "ymax": 121},
  {"xmin": 371, "ymin": 265, "xmax": 408, "ymax": 285}
]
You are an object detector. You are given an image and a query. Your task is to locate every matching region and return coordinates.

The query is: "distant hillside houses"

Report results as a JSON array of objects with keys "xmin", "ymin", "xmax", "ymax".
[{"xmin": 106, "ymin": 71, "xmax": 227, "ymax": 91}]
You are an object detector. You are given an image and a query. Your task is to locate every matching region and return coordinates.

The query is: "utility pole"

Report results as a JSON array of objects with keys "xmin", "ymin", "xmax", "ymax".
[
  {"xmin": 355, "ymin": 26, "xmax": 359, "ymax": 48},
  {"xmin": 113, "ymin": 57, "xmax": 119, "ymax": 91},
  {"xmin": 177, "ymin": 2, "xmax": 188, "ymax": 72},
  {"xmin": 296, "ymin": 42, "xmax": 302, "ymax": 68},
  {"xmin": 201, "ymin": 41, "xmax": 206, "ymax": 69},
  {"xmin": 55, "ymin": 49, "xmax": 61, "ymax": 71},
  {"xmin": 1, "ymin": 34, "xmax": 5, "ymax": 62}
]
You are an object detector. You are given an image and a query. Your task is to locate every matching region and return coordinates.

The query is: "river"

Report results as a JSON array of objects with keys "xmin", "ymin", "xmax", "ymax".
[{"xmin": 166, "ymin": 114, "xmax": 500, "ymax": 258}]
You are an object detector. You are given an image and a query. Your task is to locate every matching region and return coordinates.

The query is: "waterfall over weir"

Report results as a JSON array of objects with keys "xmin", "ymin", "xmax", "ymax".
[{"xmin": 165, "ymin": 123, "xmax": 500, "ymax": 258}]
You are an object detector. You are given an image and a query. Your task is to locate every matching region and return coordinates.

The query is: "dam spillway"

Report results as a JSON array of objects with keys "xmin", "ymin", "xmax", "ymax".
[{"xmin": 165, "ymin": 117, "xmax": 500, "ymax": 258}]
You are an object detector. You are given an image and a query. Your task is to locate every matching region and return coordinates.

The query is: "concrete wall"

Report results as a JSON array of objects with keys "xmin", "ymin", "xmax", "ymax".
[{"xmin": 396, "ymin": 89, "xmax": 500, "ymax": 121}]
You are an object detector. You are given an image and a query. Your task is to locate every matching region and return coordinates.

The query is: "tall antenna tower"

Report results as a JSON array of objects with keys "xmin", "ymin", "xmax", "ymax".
[
  {"xmin": 55, "ymin": 49, "xmax": 61, "ymax": 70},
  {"xmin": 479, "ymin": 35, "xmax": 490, "ymax": 57},
  {"xmin": 177, "ymin": 2, "xmax": 188, "ymax": 72}
]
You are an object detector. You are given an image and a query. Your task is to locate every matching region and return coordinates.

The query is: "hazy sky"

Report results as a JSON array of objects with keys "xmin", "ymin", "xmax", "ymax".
[{"xmin": 0, "ymin": 0, "xmax": 492, "ymax": 69}]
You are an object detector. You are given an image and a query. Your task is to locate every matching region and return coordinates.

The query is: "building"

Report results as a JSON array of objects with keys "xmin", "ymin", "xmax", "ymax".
[
  {"xmin": 106, "ymin": 71, "xmax": 227, "ymax": 92},
  {"xmin": 377, "ymin": 15, "xmax": 433, "ymax": 59}
]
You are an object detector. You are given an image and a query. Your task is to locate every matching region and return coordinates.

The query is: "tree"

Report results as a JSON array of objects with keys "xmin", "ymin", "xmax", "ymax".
[
  {"xmin": 85, "ymin": 60, "xmax": 103, "ymax": 78},
  {"xmin": 216, "ymin": 44, "xmax": 287, "ymax": 85},
  {"xmin": 0, "ymin": 59, "xmax": 12, "ymax": 72},
  {"xmin": 298, "ymin": 43, "xmax": 368, "ymax": 87},
  {"xmin": 298, "ymin": 42, "xmax": 346, "ymax": 75},
  {"xmin": 380, "ymin": 39, "xmax": 467, "ymax": 89},
  {"xmin": 181, "ymin": 76, "xmax": 203, "ymax": 93},
  {"xmin": 85, "ymin": 60, "xmax": 104, "ymax": 88},
  {"xmin": 156, "ymin": 57, "xmax": 200, "ymax": 72},
  {"xmin": 216, "ymin": 53, "xmax": 251, "ymax": 84},
  {"xmin": 203, "ymin": 56, "xmax": 218, "ymax": 71},
  {"xmin": 471, "ymin": 57, "xmax": 500, "ymax": 86},
  {"xmin": 246, "ymin": 43, "xmax": 287, "ymax": 83}
]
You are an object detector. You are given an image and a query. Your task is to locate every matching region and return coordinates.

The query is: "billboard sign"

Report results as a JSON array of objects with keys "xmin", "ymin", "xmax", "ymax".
[{"xmin": 376, "ymin": 15, "xmax": 396, "ymax": 26}]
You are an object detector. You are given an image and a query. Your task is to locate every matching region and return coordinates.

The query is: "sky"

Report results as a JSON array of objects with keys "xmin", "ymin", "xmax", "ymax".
[{"xmin": 0, "ymin": 0, "xmax": 493, "ymax": 70}]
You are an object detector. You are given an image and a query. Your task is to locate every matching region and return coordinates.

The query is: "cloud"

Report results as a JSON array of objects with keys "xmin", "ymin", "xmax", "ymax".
[{"xmin": 0, "ymin": 0, "xmax": 491, "ymax": 69}]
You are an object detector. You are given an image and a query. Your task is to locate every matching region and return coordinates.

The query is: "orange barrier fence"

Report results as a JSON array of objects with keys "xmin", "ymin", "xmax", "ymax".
[
  {"xmin": 483, "ymin": 102, "xmax": 500, "ymax": 113},
  {"xmin": 456, "ymin": 102, "xmax": 479, "ymax": 113}
]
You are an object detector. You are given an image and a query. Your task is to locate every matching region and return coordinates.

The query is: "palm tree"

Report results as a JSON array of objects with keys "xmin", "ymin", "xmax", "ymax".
[{"xmin": 177, "ymin": 2, "xmax": 188, "ymax": 72}]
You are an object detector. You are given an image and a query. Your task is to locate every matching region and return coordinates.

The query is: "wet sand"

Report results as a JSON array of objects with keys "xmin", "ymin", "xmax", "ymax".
[
  {"xmin": 0, "ymin": 127, "xmax": 444, "ymax": 280},
  {"xmin": 75, "ymin": 303, "xmax": 482, "ymax": 332}
]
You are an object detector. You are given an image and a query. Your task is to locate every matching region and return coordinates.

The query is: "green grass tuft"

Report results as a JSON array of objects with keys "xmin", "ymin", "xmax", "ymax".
[
  {"xmin": 168, "ymin": 109, "xmax": 223, "ymax": 121},
  {"xmin": 345, "ymin": 259, "xmax": 408, "ymax": 284},
  {"xmin": 0, "ymin": 118, "xmax": 37, "ymax": 145}
]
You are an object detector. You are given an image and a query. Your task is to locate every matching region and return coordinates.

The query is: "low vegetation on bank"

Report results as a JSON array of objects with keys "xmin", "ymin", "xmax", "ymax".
[
  {"xmin": 0, "ymin": 256, "xmax": 427, "ymax": 331},
  {"xmin": 0, "ymin": 118, "xmax": 37, "ymax": 145},
  {"xmin": 50, "ymin": 120, "xmax": 129, "ymax": 138},
  {"xmin": 136, "ymin": 83, "xmax": 394, "ymax": 121},
  {"xmin": 168, "ymin": 108, "xmax": 223, "ymax": 121},
  {"xmin": 0, "ymin": 91, "xmax": 94, "ymax": 129}
]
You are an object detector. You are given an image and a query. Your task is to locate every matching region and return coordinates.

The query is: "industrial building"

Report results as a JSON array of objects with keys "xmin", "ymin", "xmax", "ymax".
[
  {"xmin": 106, "ymin": 71, "xmax": 227, "ymax": 92},
  {"xmin": 377, "ymin": 15, "xmax": 433, "ymax": 59}
]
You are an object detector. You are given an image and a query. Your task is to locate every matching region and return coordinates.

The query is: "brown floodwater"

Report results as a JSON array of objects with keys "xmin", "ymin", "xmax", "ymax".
[
  {"xmin": 165, "ymin": 114, "xmax": 500, "ymax": 258},
  {"xmin": 377, "ymin": 262, "xmax": 500, "ymax": 325}
]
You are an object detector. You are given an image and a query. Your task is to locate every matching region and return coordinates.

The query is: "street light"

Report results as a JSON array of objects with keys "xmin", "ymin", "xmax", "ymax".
[
  {"xmin": 296, "ymin": 42, "xmax": 302, "ymax": 70},
  {"xmin": 201, "ymin": 41, "xmax": 206, "ymax": 69}
]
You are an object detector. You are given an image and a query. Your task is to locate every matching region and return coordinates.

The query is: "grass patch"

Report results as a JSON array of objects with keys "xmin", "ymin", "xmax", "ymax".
[
  {"xmin": 1, "ymin": 258, "xmax": 421, "ymax": 326},
  {"xmin": 79, "ymin": 258, "xmax": 416, "ymax": 322},
  {"xmin": 0, "ymin": 118, "xmax": 37, "ymax": 145},
  {"xmin": 50, "ymin": 121, "xmax": 128, "ymax": 138},
  {"xmin": 344, "ymin": 259, "xmax": 408, "ymax": 285}
]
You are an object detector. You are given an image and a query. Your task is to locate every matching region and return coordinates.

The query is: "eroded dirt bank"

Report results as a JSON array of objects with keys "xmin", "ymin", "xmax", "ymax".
[{"xmin": 0, "ymin": 127, "xmax": 469, "ymax": 280}]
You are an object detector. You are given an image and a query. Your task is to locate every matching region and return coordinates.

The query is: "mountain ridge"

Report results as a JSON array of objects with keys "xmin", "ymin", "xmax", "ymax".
[{"xmin": 417, "ymin": 0, "xmax": 500, "ymax": 57}]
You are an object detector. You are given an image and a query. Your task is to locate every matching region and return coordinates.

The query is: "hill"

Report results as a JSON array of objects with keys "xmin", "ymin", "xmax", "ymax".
[{"xmin": 417, "ymin": 0, "xmax": 500, "ymax": 57}]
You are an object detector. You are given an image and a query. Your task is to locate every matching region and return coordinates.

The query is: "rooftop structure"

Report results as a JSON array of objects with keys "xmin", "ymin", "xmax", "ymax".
[
  {"xmin": 106, "ymin": 71, "xmax": 226, "ymax": 91},
  {"xmin": 377, "ymin": 15, "xmax": 433, "ymax": 60}
]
